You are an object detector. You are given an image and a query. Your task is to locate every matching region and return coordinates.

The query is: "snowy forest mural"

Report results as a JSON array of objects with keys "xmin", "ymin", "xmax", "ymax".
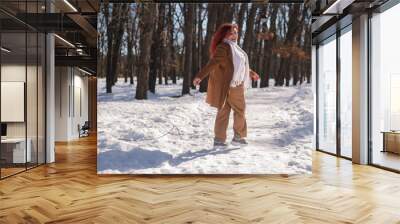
[{"xmin": 97, "ymin": 2, "xmax": 314, "ymax": 174}]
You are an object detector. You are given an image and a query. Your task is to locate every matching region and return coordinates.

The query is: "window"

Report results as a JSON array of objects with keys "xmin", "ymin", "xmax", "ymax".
[
  {"xmin": 317, "ymin": 35, "xmax": 337, "ymax": 154},
  {"xmin": 370, "ymin": 3, "xmax": 400, "ymax": 171},
  {"xmin": 339, "ymin": 27, "xmax": 352, "ymax": 158}
]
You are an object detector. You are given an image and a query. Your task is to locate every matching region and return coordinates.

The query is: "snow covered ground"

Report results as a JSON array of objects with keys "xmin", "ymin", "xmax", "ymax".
[{"xmin": 97, "ymin": 78, "xmax": 313, "ymax": 174}]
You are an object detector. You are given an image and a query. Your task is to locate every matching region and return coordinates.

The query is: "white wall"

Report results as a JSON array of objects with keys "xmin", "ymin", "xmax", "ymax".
[
  {"xmin": 55, "ymin": 66, "xmax": 69, "ymax": 141},
  {"xmin": 1, "ymin": 62, "xmax": 46, "ymax": 164},
  {"xmin": 72, "ymin": 72, "xmax": 89, "ymax": 137},
  {"xmin": 1, "ymin": 65, "xmax": 26, "ymax": 142},
  {"xmin": 54, "ymin": 66, "xmax": 89, "ymax": 141},
  {"xmin": 1, "ymin": 65, "xmax": 34, "ymax": 138}
]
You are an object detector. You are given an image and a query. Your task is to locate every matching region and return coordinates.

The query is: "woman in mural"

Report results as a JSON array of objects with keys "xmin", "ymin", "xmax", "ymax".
[{"xmin": 193, "ymin": 23, "xmax": 260, "ymax": 147}]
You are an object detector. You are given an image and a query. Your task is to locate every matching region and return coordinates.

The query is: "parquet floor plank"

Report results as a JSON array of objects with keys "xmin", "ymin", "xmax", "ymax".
[{"xmin": 0, "ymin": 135, "xmax": 399, "ymax": 223}]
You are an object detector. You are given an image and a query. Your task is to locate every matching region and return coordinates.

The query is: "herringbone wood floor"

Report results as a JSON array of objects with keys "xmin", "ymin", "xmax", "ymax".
[{"xmin": 1, "ymin": 134, "xmax": 400, "ymax": 224}]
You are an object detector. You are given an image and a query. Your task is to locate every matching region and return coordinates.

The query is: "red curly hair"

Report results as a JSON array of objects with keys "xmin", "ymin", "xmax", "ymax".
[{"xmin": 209, "ymin": 23, "xmax": 239, "ymax": 58}]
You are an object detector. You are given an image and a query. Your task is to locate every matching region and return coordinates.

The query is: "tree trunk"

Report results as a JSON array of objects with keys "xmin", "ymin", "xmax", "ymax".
[
  {"xmin": 136, "ymin": 3, "xmax": 158, "ymax": 100},
  {"xmin": 111, "ymin": 4, "xmax": 128, "ymax": 85},
  {"xmin": 303, "ymin": 6, "xmax": 312, "ymax": 85},
  {"xmin": 131, "ymin": 5, "xmax": 140, "ymax": 85},
  {"xmin": 182, "ymin": 4, "xmax": 194, "ymax": 95},
  {"xmin": 197, "ymin": 3, "xmax": 203, "ymax": 86},
  {"xmin": 167, "ymin": 3, "xmax": 177, "ymax": 85},
  {"xmin": 105, "ymin": 37, "xmax": 113, "ymax": 92},
  {"xmin": 191, "ymin": 4, "xmax": 198, "ymax": 90},
  {"xmin": 261, "ymin": 5, "xmax": 278, "ymax": 88},
  {"xmin": 159, "ymin": 4, "xmax": 166, "ymax": 86},
  {"xmin": 277, "ymin": 4, "xmax": 301, "ymax": 86},
  {"xmin": 252, "ymin": 5, "xmax": 264, "ymax": 88},
  {"xmin": 126, "ymin": 5, "xmax": 136, "ymax": 85},
  {"xmin": 148, "ymin": 4, "xmax": 162, "ymax": 94},
  {"xmin": 243, "ymin": 4, "xmax": 258, "ymax": 88},
  {"xmin": 104, "ymin": 2, "xmax": 113, "ymax": 93},
  {"xmin": 242, "ymin": 4, "xmax": 258, "ymax": 56},
  {"xmin": 200, "ymin": 4, "xmax": 217, "ymax": 93},
  {"xmin": 215, "ymin": 4, "xmax": 234, "ymax": 28},
  {"xmin": 98, "ymin": 3, "xmax": 106, "ymax": 78},
  {"xmin": 236, "ymin": 3, "xmax": 247, "ymax": 44}
]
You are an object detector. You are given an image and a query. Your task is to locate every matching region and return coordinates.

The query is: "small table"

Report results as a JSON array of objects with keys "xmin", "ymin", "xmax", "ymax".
[{"xmin": 381, "ymin": 131, "xmax": 400, "ymax": 154}]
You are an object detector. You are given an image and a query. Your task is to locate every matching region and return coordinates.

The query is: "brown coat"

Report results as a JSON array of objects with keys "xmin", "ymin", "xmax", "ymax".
[{"xmin": 195, "ymin": 42, "xmax": 254, "ymax": 109}]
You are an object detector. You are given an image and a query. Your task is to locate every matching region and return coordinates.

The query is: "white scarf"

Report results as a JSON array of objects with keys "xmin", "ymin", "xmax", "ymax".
[{"xmin": 223, "ymin": 38, "xmax": 251, "ymax": 88}]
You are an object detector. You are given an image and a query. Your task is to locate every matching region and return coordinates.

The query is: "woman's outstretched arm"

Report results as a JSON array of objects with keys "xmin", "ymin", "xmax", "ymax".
[
  {"xmin": 249, "ymin": 69, "xmax": 260, "ymax": 80},
  {"xmin": 193, "ymin": 44, "xmax": 227, "ymax": 85}
]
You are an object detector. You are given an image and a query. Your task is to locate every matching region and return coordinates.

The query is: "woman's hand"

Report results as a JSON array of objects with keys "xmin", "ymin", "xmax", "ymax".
[
  {"xmin": 193, "ymin": 77, "xmax": 201, "ymax": 86},
  {"xmin": 250, "ymin": 71, "xmax": 260, "ymax": 81}
]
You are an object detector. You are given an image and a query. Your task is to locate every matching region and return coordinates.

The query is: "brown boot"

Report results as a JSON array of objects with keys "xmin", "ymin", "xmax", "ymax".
[
  {"xmin": 214, "ymin": 138, "xmax": 228, "ymax": 147},
  {"xmin": 231, "ymin": 133, "xmax": 248, "ymax": 146}
]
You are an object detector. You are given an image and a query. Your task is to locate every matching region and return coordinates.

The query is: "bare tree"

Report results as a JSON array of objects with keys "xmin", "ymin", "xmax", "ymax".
[
  {"xmin": 236, "ymin": 3, "xmax": 247, "ymax": 44},
  {"xmin": 276, "ymin": 4, "xmax": 301, "ymax": 86},
  {"xmin": 126, "ymin": 4, "xmax": 137, "ymax": 85},
  {"xmin": 199, "ymin": 4, "xmax": 218, "ymax": 93},
  {"xmin": 167, "ymin": 3, "xmax": 177, "ymax": 84},
  {"xmin": 136, "ymin": 3, "xmax": 158, "ymax": 99},
  {"xmin": 196, "ymin": 4, "xmax": 203, "ymax": 86},
  {"xmin": 242, "ymin": 4, "xmax": 258, "ymax": 55},
  {"xmin": 182, "ymin": 4, "xmax": 194, "ymax": 95},
  {"xmin": 104, "ymin": 2, "xmax": 113, "ymax": 93},
  {"xmin": 148, "ymin": 4, "xmax": 163, "ymax": 93},
  {"xmin": 99, "ymin": 3, "xmax": 311, "ymax": 96},
  {"xmin": 261, "ymin": 5, "xmax": 278, "ymax": 88}
]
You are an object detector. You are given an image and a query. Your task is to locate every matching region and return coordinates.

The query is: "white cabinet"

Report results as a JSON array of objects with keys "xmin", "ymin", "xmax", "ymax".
[{"xmin": 1, "ymin": 138, "xmax": 32, "ymax": 163}]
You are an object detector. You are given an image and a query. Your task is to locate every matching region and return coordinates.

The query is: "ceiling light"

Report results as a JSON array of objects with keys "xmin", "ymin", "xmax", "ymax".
[
  {"xmin": 63, "ymin": 0, "xmax": 78, "ymax": 12},
  {"xmin": 322, "ymin": 0, "xmax": 355, "ymax": 15},
  {"xmin": 54, "ymin": 34, "xmax": 75, "ymax": 48},
  {"xmin": 1, "ymin": 47, "xmax": 11, "ymax": 53},
  {"xmin": 76, "ymin": 49, "xmax": 84, "ymax": 55},
  {"xmin": 78, "ymin": 67, "xmax": 93, "ymax": 76}
]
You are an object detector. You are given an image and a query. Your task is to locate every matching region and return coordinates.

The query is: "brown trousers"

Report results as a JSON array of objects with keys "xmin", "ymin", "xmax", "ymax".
[{"xmin": 214, "ymin": 84, "xmax": 247, "ymax": 142}]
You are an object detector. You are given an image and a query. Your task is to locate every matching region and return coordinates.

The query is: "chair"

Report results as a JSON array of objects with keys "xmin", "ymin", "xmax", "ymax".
[{"xmin": 79, "ymin": 121, "xmax": 90, "ymax": 138}]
